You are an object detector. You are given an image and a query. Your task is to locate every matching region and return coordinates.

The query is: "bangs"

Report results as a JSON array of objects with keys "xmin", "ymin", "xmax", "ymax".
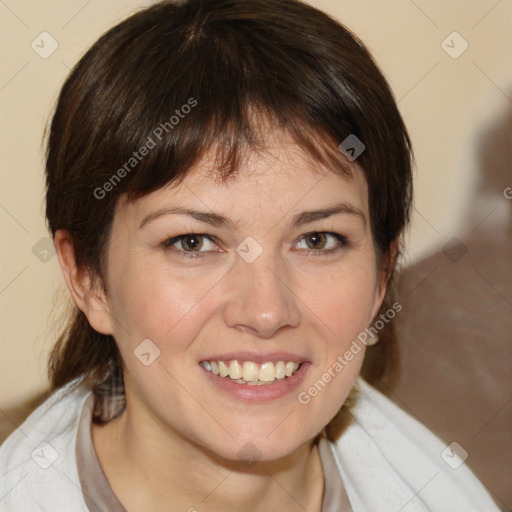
[
  {"xmin": 121, "ymin": 105, "xmax": 354, "ymax": 202},
  {"xmin": 62, "ymin": 0, "xmax": 358, "ymax": 205}
]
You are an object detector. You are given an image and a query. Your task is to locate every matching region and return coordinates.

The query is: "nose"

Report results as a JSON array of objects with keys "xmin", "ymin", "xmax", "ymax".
[{"xmin": 222, "ymin": 255, "xmax": 301, "ymax": 338}]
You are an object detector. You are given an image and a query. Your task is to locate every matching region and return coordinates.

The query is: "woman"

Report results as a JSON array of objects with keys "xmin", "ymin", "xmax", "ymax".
[{"xmin": 0, "ymin": 0, "xmax": 499, "ymax": 510}]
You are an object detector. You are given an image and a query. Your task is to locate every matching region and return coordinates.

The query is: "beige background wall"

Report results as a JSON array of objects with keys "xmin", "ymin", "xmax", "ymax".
[{"xmin": 0, "ymin": 0, "xmax": 510, "ymax": 407}]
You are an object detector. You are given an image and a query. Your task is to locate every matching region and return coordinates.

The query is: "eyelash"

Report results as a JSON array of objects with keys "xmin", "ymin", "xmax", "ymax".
[{"xmin": 162, "ymin": 232, "xmax": 349, "ymax": 259}]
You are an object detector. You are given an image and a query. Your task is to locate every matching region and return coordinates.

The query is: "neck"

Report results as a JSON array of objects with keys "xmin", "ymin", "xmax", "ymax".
[{"xmin": 92, "ymin": 400, "xmax": 325, "ymax": 512}]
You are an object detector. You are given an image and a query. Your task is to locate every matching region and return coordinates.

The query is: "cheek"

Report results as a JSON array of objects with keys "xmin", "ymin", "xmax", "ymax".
[
  {"xmin": 299, "ymin": 258, "xmax": 379, "ymax": 344},
  {"xmin": 290, "ymin": 258, "xmax": 378, "ymax": 414},
  {"xmin": 294, "ymin": 265, "xmax": 373, "ymax": 438},
  {"xmin": 107, "ymin": 255, "xmax": 223, "ymax": 351}
]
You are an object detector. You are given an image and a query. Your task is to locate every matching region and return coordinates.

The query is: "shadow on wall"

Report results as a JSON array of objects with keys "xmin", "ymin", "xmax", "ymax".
[{"xmin": 390, "ymin": 93, "xmax": 512, "ymax": 511}]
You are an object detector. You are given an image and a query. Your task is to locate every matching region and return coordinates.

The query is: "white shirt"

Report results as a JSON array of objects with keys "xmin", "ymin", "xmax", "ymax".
[{"xmin": 0, "ymin": 377, "xmax": 500, "ymax": 511}]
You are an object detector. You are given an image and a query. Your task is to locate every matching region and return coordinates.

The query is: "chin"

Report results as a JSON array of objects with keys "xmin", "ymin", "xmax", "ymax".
[{"xmin": 197, "ymin": 421, "xmax": 318, "ymax": 465}]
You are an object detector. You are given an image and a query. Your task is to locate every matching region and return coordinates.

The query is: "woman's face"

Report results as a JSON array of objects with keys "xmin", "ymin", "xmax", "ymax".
[{"xmin": 100, "ymin": 132, "xmax": 387, "ymax": 463}]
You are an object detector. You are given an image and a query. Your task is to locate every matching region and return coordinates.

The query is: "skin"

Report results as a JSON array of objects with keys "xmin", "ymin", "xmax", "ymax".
[{"xmin": 55, "ymin": 130, "xmax": 392, "ymax": 511}]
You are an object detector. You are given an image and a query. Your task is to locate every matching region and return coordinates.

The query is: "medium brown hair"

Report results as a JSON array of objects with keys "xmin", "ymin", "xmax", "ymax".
[{"xmin": 45, "ymin": 0, "xmax": 412, "ymax": 440}]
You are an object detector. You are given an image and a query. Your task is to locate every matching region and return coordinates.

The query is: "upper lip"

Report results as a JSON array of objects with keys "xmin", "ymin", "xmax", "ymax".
[{"xmin": 199, "ymin": 351, "xmax": 310, "ymax": 364}]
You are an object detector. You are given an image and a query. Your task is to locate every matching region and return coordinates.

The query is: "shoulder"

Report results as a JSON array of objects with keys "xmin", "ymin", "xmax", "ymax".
[
  {"xmin": 328, "ymin": 377, "xmax": 500, "ymax": 512},
  {"xmin": 0, "ymin": 378, "xmax": 91, "ymax": 511}
]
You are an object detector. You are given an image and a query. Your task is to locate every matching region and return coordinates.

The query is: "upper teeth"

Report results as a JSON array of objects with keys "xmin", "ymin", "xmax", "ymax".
[{"xmin": 200, "ymin": 360, "xmax": 301, "ymax": 384}]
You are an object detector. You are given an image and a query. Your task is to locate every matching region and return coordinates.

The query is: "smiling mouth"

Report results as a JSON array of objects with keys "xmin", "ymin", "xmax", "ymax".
[{"xmin": 200, "ymin": 360, "xmax": 302, "ymax": 385}]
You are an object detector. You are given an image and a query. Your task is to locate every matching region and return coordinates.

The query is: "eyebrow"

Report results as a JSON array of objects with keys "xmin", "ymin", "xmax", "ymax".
[
  {"xmin": 291, "ymin": 203, "xmax": 367, "ymax": 228},
  {"xmin": 139, "ymin": 201, "xmax": 367, "ymax": 231}
]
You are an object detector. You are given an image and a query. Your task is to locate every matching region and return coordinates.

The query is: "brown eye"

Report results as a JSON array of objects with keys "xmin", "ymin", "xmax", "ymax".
[
  {"xmin": 296, "ymin": 232, "xmax": 348, "ymax": 254},
  {"xmin": 304, "ymin": 232, "xmax": 328, "ymax": 249},
  {"xmin": 181, "ymin": 234, "xmax": 204, "ymax": 251},
  {"xmin": 163, "ymin": 233, "xmax": 217, "ymax": 254}
]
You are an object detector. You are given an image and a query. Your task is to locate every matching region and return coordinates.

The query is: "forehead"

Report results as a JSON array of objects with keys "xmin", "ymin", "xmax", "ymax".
[{"xmin": 116, "ymin": 132, "xmax": 368, "ymax": 225}]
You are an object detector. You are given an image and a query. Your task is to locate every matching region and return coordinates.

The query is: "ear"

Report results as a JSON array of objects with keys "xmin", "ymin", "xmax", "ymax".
[
  {"xmin": 369, "ymin": 238, "xmax": 399, "ymax": 321},
  {"xmin": 54, "ymin": 229, "xmax": 114, "ymax": 335}
]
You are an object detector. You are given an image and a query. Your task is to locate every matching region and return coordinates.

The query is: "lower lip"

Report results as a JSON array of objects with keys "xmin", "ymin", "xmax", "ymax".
[{"xmin": 200, "ymin": 363, "xmax": 311, "ymax": 402}]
